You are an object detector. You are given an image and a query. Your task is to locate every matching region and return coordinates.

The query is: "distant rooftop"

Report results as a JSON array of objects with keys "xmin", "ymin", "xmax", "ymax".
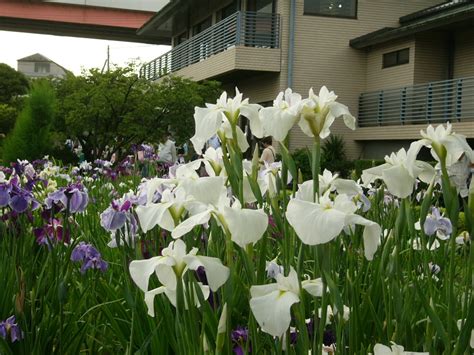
[{"xmin": 17, "ymin": 53, "xmax": 54, "ymax": 63}]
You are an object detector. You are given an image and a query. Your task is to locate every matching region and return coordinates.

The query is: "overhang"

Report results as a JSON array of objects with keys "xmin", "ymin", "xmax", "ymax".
[{"xmin": 350, "ymin": 1, "xmax": 474, "ymax": 49}]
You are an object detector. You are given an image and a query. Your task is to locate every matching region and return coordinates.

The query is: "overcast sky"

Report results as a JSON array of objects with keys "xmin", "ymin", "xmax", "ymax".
[{"xmin": 0, "ymin": 30, "xmax": 170, "ymax": 75}]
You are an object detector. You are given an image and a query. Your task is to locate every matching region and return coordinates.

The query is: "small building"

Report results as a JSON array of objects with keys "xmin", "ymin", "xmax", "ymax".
[{"xmin": 17, "ymin": 53, "xmax": 69, "ymax": 79}]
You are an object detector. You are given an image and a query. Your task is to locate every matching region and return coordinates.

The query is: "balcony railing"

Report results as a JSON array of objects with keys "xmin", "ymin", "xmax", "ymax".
[
  {"xmin": 139, "ymin": 11, "xmax": 280, "ymax": 81},
  {"xmin": 358, "ymin": 77, "xmax": 474, "ymax": 127}
]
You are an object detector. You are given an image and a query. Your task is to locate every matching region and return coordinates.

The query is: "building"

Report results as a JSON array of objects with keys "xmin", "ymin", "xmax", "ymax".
[
  {"xmin": 138, "ymin": 0, "xmax": 474, "ymax": 159},
  {"xmin": 17, "ymin": 53, "xmax": 70, "ymax": 79}
]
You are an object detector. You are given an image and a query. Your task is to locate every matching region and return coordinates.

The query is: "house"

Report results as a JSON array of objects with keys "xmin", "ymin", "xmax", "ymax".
[
  {"xmin": 138, "ymin": 0, "xmax": 474, "ymax": 159},
  {"xmin": 17, "ymin": 53, "xmax": 69, "ymax": 79}
]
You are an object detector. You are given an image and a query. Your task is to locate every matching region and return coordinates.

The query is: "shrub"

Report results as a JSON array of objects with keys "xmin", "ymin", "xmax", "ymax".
[
  {"xmin": 321, "ymin": 135, "xmax": 353, "ymax": 178},
  {"xmin": 291, "ymin": 148, "xmax": 311, "ymax": 181},
  {"xmin": 0, "ymin": 104, "xmax": 17, "ymax": 135},
  {"xmin": 2, "ymin": 80, "xmax": 56, "ymax": 163}
]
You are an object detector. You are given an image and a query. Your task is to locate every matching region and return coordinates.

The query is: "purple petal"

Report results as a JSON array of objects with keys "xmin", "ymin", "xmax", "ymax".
[
  {"xmin": 9, "ymin": 195, "xmax": 28, "ymax": 213},
  {"xmin": 423, "ymin": 217, "xmax": 437, "ymax": 236}
]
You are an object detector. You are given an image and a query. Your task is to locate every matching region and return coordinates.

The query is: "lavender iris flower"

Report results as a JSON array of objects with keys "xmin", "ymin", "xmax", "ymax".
[
  {"xmin": 424, "ymin": 207, "xmax": 452, "ymax": 240},
  {"xmin": 0, "ymin": 316, "xmax": 23, "ymax": 343},
  {"xmin": 45, "ymin": 183, "xmax": 88, "ymax": 213},
  {"xmin": 71, "ymin": 242, "xmax": 108, "ymax": 274},
  {"xmin": 0, "ymin": 177, "xmax": 39, "ymax": 213}
]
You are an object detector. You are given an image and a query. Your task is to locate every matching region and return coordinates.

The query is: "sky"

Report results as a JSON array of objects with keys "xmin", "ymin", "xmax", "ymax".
[{"xmin": 0, "ymin": 30, "xmax": 170, "ymax": 75}]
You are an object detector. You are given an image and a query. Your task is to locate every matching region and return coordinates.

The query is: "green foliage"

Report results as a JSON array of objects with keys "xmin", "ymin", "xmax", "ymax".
[
  {"xmin": 321, "ymin": 135, "xmax": 353, "ymax": 177},
  {"xmin": 53, "ymin": 67, "xmax": 221, "ymax": 161},
  {"xmin": 150, "ymin": 76, "xmax": 221, "ymax": 146},
  {"xmin": 291, "ymin": 148, "xmax": 312, "ymax": 180},
  {"xmin": 0, "ymin": 104, "xmax": 17, "ymax": 135},
  {"xmin": 2, "ymin": 80, "xmax": 56, "ymax": 163},
  {"xmin": 0, "ymin": 63, "xmax": 29, "ymax": 104}
]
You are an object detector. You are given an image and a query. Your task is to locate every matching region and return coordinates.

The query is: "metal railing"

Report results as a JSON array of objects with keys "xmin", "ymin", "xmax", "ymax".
[
  {"xmin": 358, "ymin": 76, "xmax": 474, "ymax": 127},
  {"xmin": 140, "ymin": 11, "xmax": 280, "ymax": 80}
]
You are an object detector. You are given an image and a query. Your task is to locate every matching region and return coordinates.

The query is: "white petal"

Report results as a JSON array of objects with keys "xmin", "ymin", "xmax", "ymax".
[
  {"xmin": 373, "ymin": 343, "xmax": 393, "ymax": 354},
  {"xmin": 182, "ymin": 176, "xmax": 227, "ymax": 207},
  {"xmin": 249, "ymin": 288, "xmax": 300, "ymax": 337},
  {"xmin": 183, "ymin": 255, "xmax": 230, "ymax": 291},
  {"xmin": 144, "ymin": 286, "xmax": 167, "ymax": 317},
  {"xmin": 241, "ymin": 103, "xmax": 263, "ymax": 138},
  {"xmin": 222, "ymin": 207, "xmax": 268, "ymax": 248},
  {"xmin": 302, "ymin": 278, "xmax": 325, "ymax": 297},
  {"xmin": 129, "ymin": 256, "xmax": 164, "ymax": 292},
  {"xmin": 346, "ymin": 214, "xmax": 381, "ymax": 260},
  {"xmin": 172, "ymin": 209, "xmax": 212, "ymax": 239},
  {"xmin": 382, "ymin": 164, "xmax": 415, "ymax": 199},
  {"xmin": 136, "ymin": 202, "xmax": 173, "ymax": 233},
  {"xmin": 191, "ymin": 107, "xmax": 223, "ymax": 154},
  {"xmin": 287, "ymin": 199, "xmax": 346, "ymax": 245}
]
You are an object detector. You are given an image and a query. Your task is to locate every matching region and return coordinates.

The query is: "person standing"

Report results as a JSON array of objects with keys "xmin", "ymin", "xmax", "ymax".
[
  {"xmin": 158, "ymin": 132, "xmax": 177, "ymax": 164},
  {"xmin": 260, "ymin": 136, "xmax": 276, "ymax": 165}
]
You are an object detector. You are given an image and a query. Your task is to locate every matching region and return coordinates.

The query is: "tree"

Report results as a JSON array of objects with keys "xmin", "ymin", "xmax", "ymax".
[
  {"xmin": 0, "ymin": 63, "xmax": 29, "ymax": 104},
  {"xmin": 54, "ymin": 65, "xmax": 158, "ymax": 161},
  {"xmin": 149, "ymin": 76, "xmax": 221, "ymax": 146},
  {"xmin": 2, "ymin": 80, "xmax": 56, "ymax": 163},
  {"xmin": 53, "ymin": 66, "xmax": 221, "ymax": 161}
]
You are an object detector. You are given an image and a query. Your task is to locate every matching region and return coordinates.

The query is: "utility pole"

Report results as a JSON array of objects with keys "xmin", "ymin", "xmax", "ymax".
[{"xmin": 107, "ymin": 45, "xmax": 110, "ymax": 72}]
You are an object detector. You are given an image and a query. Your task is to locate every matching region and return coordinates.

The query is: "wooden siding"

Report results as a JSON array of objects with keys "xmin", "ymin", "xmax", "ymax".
[
  {"xmin": 414, "ymin": 31, "xmax": 450, "ymax": 84},
  {"xmin": 366, "ymin": 38, "xmax": 416, "ymax": 92},
  {"xmin": 454, "ymin": 28, "xmax": 474, "ymax": 78},
  {"xmin": 287, "ymin": 0, "xmax": 443, "ymax": 159}
]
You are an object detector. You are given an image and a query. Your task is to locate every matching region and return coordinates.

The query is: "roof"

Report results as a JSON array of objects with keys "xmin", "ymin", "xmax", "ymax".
[
  {"xmin": 350, "ymin": 0, "xmax": 474, "ymax": 49},
  {"xmin": 17, "ymin": 53, "xmax": 71, "ymax": 74},
  {"xmin": 136, "ymin": 0, "xmax": 181, "ymax": 42},
  {"xmin": 17, "ymin": 53, "xmax": 53, "ymax": 62}
]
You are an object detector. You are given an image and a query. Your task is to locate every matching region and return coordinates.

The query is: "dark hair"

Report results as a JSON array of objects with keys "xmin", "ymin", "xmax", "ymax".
[{"xmin": 261, "ymin": 136, "xmax": 273, "ymax": 146}]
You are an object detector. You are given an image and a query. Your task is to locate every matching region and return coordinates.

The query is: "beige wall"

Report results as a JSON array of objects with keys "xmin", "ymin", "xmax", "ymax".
[
  {"xmin": 454, "ymin": 28, "xmax": 474, "ymax": 79},
  {"xmin": 17, "ymin": 61, "xmax": 67, "ymax": 78},
  {"xmin": 286, "ymin": 0, "xmax": 442, "ymax": 159},
  {"xmin": 366, "ymin": 38, "xmax": 416, "ymax": 92},
  {"xmin": 414, "ymin": 31, "xmax": 449, "ymax": 84},
  {"xmin": 169, "ymin": 46, "xmax": 281, "ymax": 82}
]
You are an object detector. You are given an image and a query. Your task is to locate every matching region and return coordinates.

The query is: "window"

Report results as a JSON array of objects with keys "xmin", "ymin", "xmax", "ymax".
[
  {"xmin": 34, "ymin": 62, "xmax": 50, "ymax": 73},
  {"xmin": 175, "ymin": 32, "xmax": 188, "ymax": 45},
  {"xmin": 217, "ymin": 0, "xmax": 238, "ymax": 21},
  {"xmin": 304, "ymin": 0, "xmax": 357, "ymax": 18},
  {"xmin": 383, "ymin": 48, "xmax": 410, "ymax": 68},
  {"xmin": 192, "ymin": 17, "xmax": 212, "ymax": 36}
]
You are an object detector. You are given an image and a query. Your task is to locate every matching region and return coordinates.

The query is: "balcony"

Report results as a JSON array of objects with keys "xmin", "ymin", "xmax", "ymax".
[
  {"xmin": 358, "ymin": 77, "xmax": 474, "ymax": 127},
  {"xmin": 139, "ymin": 11, "xmax": 281, "ymax": 81}
]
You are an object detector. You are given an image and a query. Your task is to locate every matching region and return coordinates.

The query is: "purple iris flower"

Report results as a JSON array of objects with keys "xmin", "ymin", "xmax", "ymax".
[
  {"xmin": 71, "ymin": 242, "xmax": 108, "ymax": 274},
  {"xmin": 34, "ymin": 218, "xmax": 69, "ymax": 246},
  {"xmin": 231, "ymin": 327, "xmax": 250, "ymax": 354},
  {"xmin": 0, "ymin": 315, "xmax": 23, "ymax": 343},
  {"xmin": 45, "ymin": 183, "xmax": 88, "ymax": 213},
  {"xmin": 100, "ymin": 199, "xmax": 133, "ymax": 231},
  {"xmin": 424, "ymin": 207, "xmax": 452, "ymax": 240},
  {"xmin": 0, "ymin": 183, "xmax": 11, "ymax": 207},
  {"xmin": 0, "ymin": 177, "xmax": 39, "ymax": 213}
]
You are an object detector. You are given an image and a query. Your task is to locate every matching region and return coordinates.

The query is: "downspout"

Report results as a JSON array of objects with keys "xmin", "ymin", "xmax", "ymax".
[{"xmin": 287, "ymin": 0, "xmax": 296, "ymax": 89}]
